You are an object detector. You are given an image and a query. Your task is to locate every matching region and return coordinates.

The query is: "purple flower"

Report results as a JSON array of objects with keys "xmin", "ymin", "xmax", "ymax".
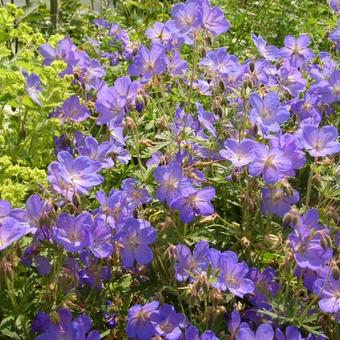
[
  {"xmin": 39, "ymin": 36, "xmax": 76, "ymax": 65},
  {"xmin": 261, "ymin": 188, "xmax": 300, "ymax": 217},
  {"xmin": 77, "ymin": 250, "xmax": 111, "ymax": 289},
  {"xmin": 55, "ymin": 95, "xmax": 90, "ymax": 122},
  {"xmin": 25, "ymin": 194, "xmax": 50, "ymax": 228},
  {"xmin": 22, "ymin": 70, "xmax": 43, "ymax": 106},
  {"xmin": 251, "ymin": 34, "xmax": 279, "ymax": 60},
  {"xmin": 53, "ymin": 134, "xmax": 73, "ymax": 155},
  {"xmin": 199, "ymin": 0, "xmax": 230, "ymax": 36},
  {"xmin": 0, "ymin": 217, "xmax": 32, "ymax": 251},
  {"xmin": 220, "ymin": 139, "xmax": 254, "ymax": 167},
  {"xmin": 118, "ymin": 218, "xmax": 156, "ymax": 268},
  {"xmin": 301, "ymin": 125, "xmax": 340, "ymax": 157},
  {"xmin": 249, "ymin": 143, "xmax": 292, "ymax": 184},
  {"xmin": 89, "ymin": 216, "xmax": 113, "ymax": 258},
  {"xmin": 128, "ymin": 44, "xmax": 166, "ymax": 81},
  {"xmin": 185, "ymin": 325, "xmax": 219, "ymax": 340},
  {"xmin": 48, "ymin": 151, "xmax": 103, "ymax": 201},
  {"xmin": 314, "ymin": 70, "xmax": 340, "ymax": 104},
  {"xmin": 275, "ymin": 325, "xmax": 322, "ymax": 340},
  {"xmin": 330, "ymin": 0, "xmax": 340, "ymax": 12},
  {"xmin": 269, "ymin": 133, "xmax": 306, "ymax": 174},
  {"xmin": 96, "ymin": 189, "xmax": 131, "ymax": 225},
  {"xmin": 171, "ymin": 186, "xmax": 216, "ymax": 223},
  {"xmin": 330, "ymin": 19, "xmax": 340, "ymax": 50},
  {"xmin": 291, "ymin": 91, "xmax": 321, "ymax": 123},
  {"xmin": 237, "ymin": 323, "xmax": 274, "ymax": 340},
  {"xmin": 200, "ymin": 48, "xmax": 234, "ymax": 75},
  {"xmin": 313, "ymin": 275, "xmax": 340, "ymax": 314},
  {"xmin": 154, "ymin": 304, "xmax": 185, "ymax": 339},
  {"xmin": 53, "ymin": 212, "xmax": 92, "ymax": 252},
  {"xmin": 114, "ymin": 76, "xmax": 140, "ymax": 108},
  {"xmin": 126, "ymin": 301, "xmax": 160, "ymax": 339},
  {"xmin": 279, "ymin": 66, "xmax": 307, "ymax": 97},
  {"xmin": 167, "ymin": 2, "xmax": 202, "ymax": 37},
  {"xmin": 196, "ymin": 102, "xmax": 217, "ymax": 137},
  {"xmin": 280, "ymin": 34, "xmax": 314, "ymax": 67},
  {"xmin": 146, "ymin": 22, "xmax": 173, "ymax": 47},
  {"xmin": 154, "ymin": 162, "xmax": 190, "ymax": 206},
  {"xmin": 167, "ymin": 51, "xmax": 188, "ymax": 77},
  {"xmin": 95, "ymin": 85, "xmax": 126, "ymax": 125},
  {"xmin": 75, "ymin": 133, "xmax": 115, "ymax": 169},
  {"xmin": 121, "ymin": 178, "xmax": 152, "ymax": 210},
  {"xmin": 289, "ymin": 228, "xmax": 333, "ymax": 270},
  {"xmin": 249, "ymin": 92, "xmax": 290, "ymax": 134},
  {"xmin": 69, "ymin": 54, "xmax": 105, "ymax": 90},
  {"xmin": 33, "ymin": 308, "xmax": 100, "ymax": 340},
  {"xmin": 214, "ymin": 253, "xmax": 255, "ymax": 297},
  {"xmin": 174, "ymin": 240, "xmax": 209, "ymax": 281},
  {"xmin": 247, "ymin": 267, "xmax": 280, "ymax": 308}
]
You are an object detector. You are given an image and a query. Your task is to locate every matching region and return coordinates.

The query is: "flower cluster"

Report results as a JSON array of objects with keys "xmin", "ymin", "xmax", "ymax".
[{"xmin": 1, "ymin": 0, "xmax": 340, "ymax": 338}]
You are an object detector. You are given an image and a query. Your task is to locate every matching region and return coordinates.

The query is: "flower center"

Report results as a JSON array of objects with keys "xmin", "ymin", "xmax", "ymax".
[
  {"xmin": 264, "ymin": 155, "xmax": 275, "ymax": 167},
  {"xmin": 128, "ymin": 235, "xmax": 139, "ymax": 249}
]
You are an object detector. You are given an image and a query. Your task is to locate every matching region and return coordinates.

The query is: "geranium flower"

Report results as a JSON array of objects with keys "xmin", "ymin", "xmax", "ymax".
[
  {"xmin": 220, "ymin": 139, "xmax": 254, "ymax": 167},
  {"xmin": 301, "ymin": 125, "xmax": 340, "ymax": 157},
  {"xmin": 280, "ymin": 34, "xmax": 314, "ymax": 67},
  {"xmin": 53, "ymin": 212, "xmax": 92, "ymax": 252},
  {"xmin": 313, "ymin": 275, "xmax": 340, "ymax": 314},
  {"xmin": 214, "ymin": 252, "xmax": 255, "ymax": 297},
  {"xmin": 48, "ymin": 151, "xmax": 103, "ymax": 201},
  {"xmin": 126, "ymin": 301, "xmax": 160, "ymax": 339},
  {"xmin": 117, "ymin": 218, "xmax": 156, "ymax": 268},
  {"xmin": 171, "ymin": 186, "xmax": 216, "ymax": 223},
  {"xmin": 249, "ymin": 143, "xmax": 292, "ymax": 184}
]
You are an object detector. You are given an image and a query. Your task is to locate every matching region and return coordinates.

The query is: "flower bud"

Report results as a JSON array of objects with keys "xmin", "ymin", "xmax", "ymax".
[
  {"xmin": 209, "ymin": 288, "xmax": 224, "ymax": 305},
  {"xmin": 320, "ymin": 236, "xmax": 331, "ymax": 250},
  {"xmin": 332, "ymin": 266, "xmax": 340, "ymax": 280},
  {"xmin": 165, "ymin": 245, "xmax": 177, "ymax": 262},
  {"xmin": 249, "ymin": 62, "xmax": 255, "ymax": 73},
  {"xmin": 135, "ymin": 94, "xmax": 145, "ymax": 113},
  {"xmin": 197, "ymin": 272, "xmax": 210, "ymax": 294},
  {"xmin": 283, "ymin": 208, "xmax": 300, "ymax": 228},
  {"xmin": 124, "ymin": 116, "xmax": 136, "ymax": 129},
  {"xmin": 186, "ymin": 284, "xmax": 198, "ymax": 304}
]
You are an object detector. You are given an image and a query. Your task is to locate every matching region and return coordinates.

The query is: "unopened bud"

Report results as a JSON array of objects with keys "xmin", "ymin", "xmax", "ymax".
[
  {"xmin": 205, "ymin": 36, "xmax": 213, "ymax": 46},
  {"xmin": 124, "ymin": 116, "xmax": 136, "ymax": 129},
  {"xmin": 249, "ymin": 62, "xmax": 255, "ymax": 73},
  {"xmin": 135, "ymin": 94, "xmax": 145, "ymax": 113},
  {"xmin": 332, "ymin": 266, "xmax": 340, "ymax": 280},
  {"xmin": 140, "ymin": 139, "xmax": 155, "ymax": 147},
  {"xmin": 218, "ymin": 80, "xmax": 225, "ymax": 91},
  {"xmin": 283, "ymin": 208, "xmax": 300, "ymax": 228},
  {"xmin": 186, "ymin": 284, "xmax": 198, "ymax": 304},
  {"xmin": 320, "ymin": 236, "xmax": 331, "ymax": 250},
  {"xmin": 197, "ymin": 272, "xmax": 210, "ymax": 293}
]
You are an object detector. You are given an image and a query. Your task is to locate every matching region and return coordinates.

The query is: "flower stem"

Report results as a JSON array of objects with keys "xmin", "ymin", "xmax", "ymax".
[{"xmin": 305, "ymin": 158, "xmax": 317, "ymax": 208}]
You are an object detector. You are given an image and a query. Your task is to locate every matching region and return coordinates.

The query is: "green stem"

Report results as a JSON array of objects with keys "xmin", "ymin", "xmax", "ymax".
[
  {"xmin": 5, "ymin": 273, "xmax": 30, "ymax": 338},
  {"xmin": 305, "ymin": 158, "xmax": 317, "ymax": 208}
]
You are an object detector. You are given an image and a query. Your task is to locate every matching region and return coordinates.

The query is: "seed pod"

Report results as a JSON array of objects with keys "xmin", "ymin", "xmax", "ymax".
[
  {"xmin": 264, "ymin": 234, "xmax": 281, "ymax": 247},
  {"xmin": 241, "ymin": 236, "xmax": 251, "ymax": 248}
]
